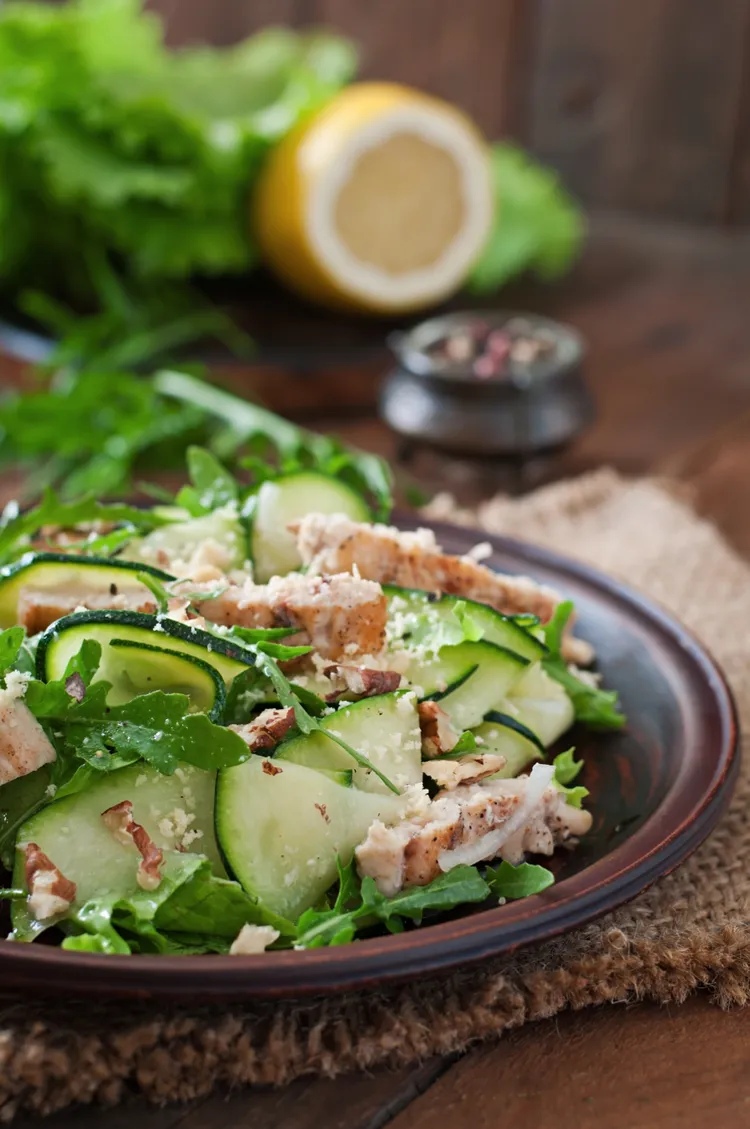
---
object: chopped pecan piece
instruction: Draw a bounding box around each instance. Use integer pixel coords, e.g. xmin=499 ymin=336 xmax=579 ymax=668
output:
xmin=101 ymin=800 xmax=164 ymax=891
xmin=422 ymin=753 xmax=508 ymax=790
xmin=323 ymin=663 xmax=401 ymax=702
xmin=24 ymin=843 xmax=76 ymax=920
xmin=418 ymin=701 xmax=461 ymax=757
xmin=230 ymin=707 xmax=297 ymax=751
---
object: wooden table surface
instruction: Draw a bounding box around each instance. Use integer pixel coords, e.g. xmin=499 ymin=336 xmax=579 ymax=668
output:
xmin=7 ymin=214 xmax=750 ymax=1128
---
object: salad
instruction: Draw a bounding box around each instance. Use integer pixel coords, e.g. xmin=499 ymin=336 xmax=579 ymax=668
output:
xmin=0 ymin=449 xmax=624 ymax=956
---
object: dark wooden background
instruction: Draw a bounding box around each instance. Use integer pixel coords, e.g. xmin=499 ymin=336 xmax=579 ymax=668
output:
xmin=149 ymin=0 xmax=750 ymax=225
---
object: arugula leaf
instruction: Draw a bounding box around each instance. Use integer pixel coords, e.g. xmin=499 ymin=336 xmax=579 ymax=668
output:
xmin=0 ymin=488 xmax=171 ymax=564
xmin=542 ymin=600 xmax=574 ymax=656
xmin=544 ymin=658 xmax=625 ymax=730
xmin=553 ymin=747 xmax=584 ymax=786
xmin=434 ymin=730 xmax=478 ymax=759
xmin=182 ymin=446 xmax=240 ymax=513
xmin=137 ymin=571 xmax=170 ymax=614
xmin=541 ymin=601 xmax=626 ymax=730
xmin=552 ymin=748 xmax=589 ymax=809
xmin=468 ymin=143 xmax=583 ymax=294
xmin=361 ymin=867 xmax=490 ymax=926
xmin=485 ymin=860 xmax=555 ymax=900
xmin=0 ymin=627 xmax=25 ymax=677
xmin=293 ymin=864 xmax=491 ymax=948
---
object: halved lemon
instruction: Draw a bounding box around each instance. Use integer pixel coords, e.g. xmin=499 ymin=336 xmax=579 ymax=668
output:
xmin=253 ymin=83 xmax=494 ymax=314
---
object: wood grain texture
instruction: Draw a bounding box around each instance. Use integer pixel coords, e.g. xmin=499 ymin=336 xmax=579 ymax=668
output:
xmin=306 ymin=0 xmax=530 ymax=134
xmin=529 ymin=0 xmax=750 ymax=222
xmin=12 ymin=1060 xmax=451 ymax=1129
xmin=386 ymin=996 xmax=750 ymax=1129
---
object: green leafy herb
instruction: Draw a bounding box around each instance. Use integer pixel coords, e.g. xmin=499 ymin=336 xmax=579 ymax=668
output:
xmin=0 ymin=489 xmax=171 ymax=565
xmin=177 ymin=446 xmax=240 ymax=515
xmin=468 ymin=143 xmax=584 ymax=294
xmin=0 ymin=627 xmax=25 ymax=677
xmin=552 ymin=748 xmax=588 ymax=809
xmin=542 ymin=602 xmax=625 ymax=730
xmin=434 ymin=730 xmax=479 ymax=759
xmin=293 ymin=862 xmax=491 ymax=949
xmin=484 ymin=860 xmax=555 ymax=900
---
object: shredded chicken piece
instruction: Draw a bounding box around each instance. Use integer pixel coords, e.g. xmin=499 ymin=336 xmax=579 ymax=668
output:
xmin=323 ymin=663 xmax=401 ymax=702
xmin=101 ymin=801 xmax=164 ymax=891
xmin=229 ymin=924 xmax=281 ymax=955
xmin=230 ymin=707 xmax=297 ymax=750
xmin=422 ymin=753 xmax=507 ymax=790
xmin=194 ymin=571 xmax=387 ymax=660
xmin=24 ymin=843 xmax=76 ymax=920
xmin=355 ymin=765 xmax=592 ymax=895
xmin=17 ymin=585 xmax=156 ymax=635
xmin=418 ymin=700 xmax=460 ymax=757
xmin=292 ymin=514 xmax=593 ymax=665
xmin=0 ymin=679 xmax=57 ymax=785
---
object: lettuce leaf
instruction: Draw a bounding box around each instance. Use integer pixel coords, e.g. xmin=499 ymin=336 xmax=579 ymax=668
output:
xmin=542 ymin=602 xmax=626 ymax=730
xmin=468 ymin=143 xmax=584 ymax=294
xmin=485 ymin=860 xmax=555 ymax=900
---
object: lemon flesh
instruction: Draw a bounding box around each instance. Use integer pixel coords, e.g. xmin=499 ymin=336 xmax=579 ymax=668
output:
xmin=254 ymin=83 xmax=493 ymax=314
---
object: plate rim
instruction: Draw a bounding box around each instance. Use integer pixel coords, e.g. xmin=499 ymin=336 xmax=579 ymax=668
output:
xmin=0 ymin=519 xmax=739 ymax=1000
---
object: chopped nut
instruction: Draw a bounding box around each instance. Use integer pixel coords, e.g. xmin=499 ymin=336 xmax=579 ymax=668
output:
xmin=101 ymin=800 xmax=164 ymax=890
xmin=323 ymin=663 xmax=401 ymax=702
xmin=24 ymin=843 xmax=76 ymax=920
xmin=418 ymin=701 xmax=461 ymax=757
xmin=230 ymin=707 xmax=297 ymax=751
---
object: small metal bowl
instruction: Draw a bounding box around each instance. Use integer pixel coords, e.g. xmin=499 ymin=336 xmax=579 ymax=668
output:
xmin=379 ymin=310 xmax=594 ymax=458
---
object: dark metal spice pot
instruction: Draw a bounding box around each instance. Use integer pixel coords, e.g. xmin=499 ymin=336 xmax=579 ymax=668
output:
xmin=380 ymin=310 xmax=594 ymax=457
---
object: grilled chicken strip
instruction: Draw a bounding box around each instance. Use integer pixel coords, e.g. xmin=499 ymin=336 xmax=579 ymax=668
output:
xmin=0 ymin=673 xmax=57 ymax=786
xmin=17 ymin=586 xmax=157 ymax=636
xmin=355 ymin=764 xmax=591 ymax=896
xmin=292 ymin=514 xmax=593 ymax=666
xmin=194 ymin=571 xmax=387 ymax=660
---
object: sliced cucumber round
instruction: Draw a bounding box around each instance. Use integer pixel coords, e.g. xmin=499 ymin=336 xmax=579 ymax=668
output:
xmin=504 ymin=662 xmax=575 ymax=747
xmin=216 ymin=756 xmax=402 ymax=920
xmin=472 ymin=712 xmax=545 ymax=779
xmin=0 ymin=553 xmax=175 ymax=630
xmin=385 ymin=585 xmax=545 ymax=662
xmin=276 ymin=691 xmax=422 ymax=794
xmin=104 ymin=640 xmax=225 ymax=717
xmin=12 ymin=762 xmax=223 ymax=939
xmin=36 ymin=609 xmax=254 ymax=688
xmin=404 ymin=640 xmax=528 ymax=731
xmin=249 ymin=472 xmax=371 ymax=583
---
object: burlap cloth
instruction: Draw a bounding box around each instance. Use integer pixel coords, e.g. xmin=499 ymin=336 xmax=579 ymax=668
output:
xmin=2 ymin=468 xmax=750 ymax=1121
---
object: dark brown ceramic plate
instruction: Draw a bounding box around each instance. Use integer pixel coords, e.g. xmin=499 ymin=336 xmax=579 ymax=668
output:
xmin=0 ymin=520 xmax=738 ymax=1000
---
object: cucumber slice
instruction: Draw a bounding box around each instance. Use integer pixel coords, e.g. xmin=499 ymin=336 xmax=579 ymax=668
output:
xmin=250 ymin=472 xmax=370 ymax=583
xmin=122 ymin=505 xmax=247 ymax=572
xmin=0 ymin=553 xmax=175 ymax=630
xmin=104 ymin=640 xmax=225 ymax=717
xmin=12 ymin=762 xmax=223 ymax=937
xmin=505 ymin=662 xmax=575 ymax=747
xmin=385 ymin=585 xmax=545 ymax=662
xmin=405 ymin=641 xmax=528 ymax=731
xmin=276 ymin=691 xmax=422 ymax=794
xmin=216 ymin=756 xmax=402 ymax=919
xmin=472 ymin=712 xmax=545 ymax=778
xmin=37 ymin=609 xmax=254 ymax=688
